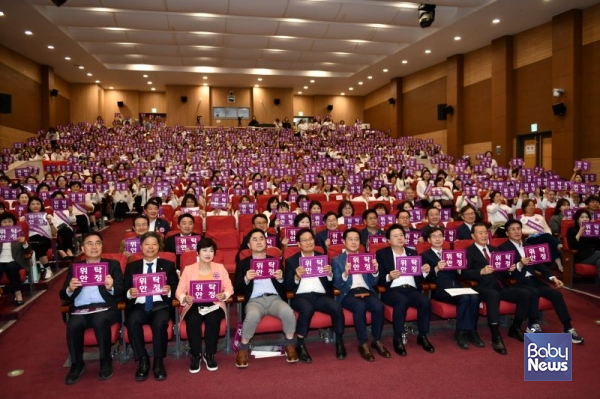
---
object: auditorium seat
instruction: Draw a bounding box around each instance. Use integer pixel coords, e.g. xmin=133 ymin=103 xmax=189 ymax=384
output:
xmin=560 ymin=219 xmax=597 ymax=287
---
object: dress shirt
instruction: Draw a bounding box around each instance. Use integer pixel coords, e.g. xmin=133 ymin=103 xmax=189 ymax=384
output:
xmin=296 ymin=252 xmax=327 ymax=295
xmin=249 ymin=256 xmax=280 ymax=299
xmin=131 ymin=258 xmax=165 ymax=304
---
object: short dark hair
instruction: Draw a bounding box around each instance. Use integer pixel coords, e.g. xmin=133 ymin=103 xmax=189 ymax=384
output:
xmin=252 ymin=213 xmax=268 ymax=224
xmin=245 ymin=228 xmax=266 ymax=246
xmin=132 ymin=214 xmax=150 ymax=227
xmin=385 ymin=223 xmax=405 ymax=240
xmin=471 ymin=222 xmax=487 ymax=234
xmin=504 ymin=219 xmax=521 ymax=231
xmin=297 ymin=228 xmax=315 ymax=241
xmin=144 ymin=199 xmax=160 ymax=209
xmin=140 ymin=231 xmax=160 ymax=244
xmin=585 ymin=195 xmax=600 ymax=205
xmin=196 ymin=237 xmax=217 ymax=252
xmin=0 ymin=212 xmax=17 ymax=224
xmin=573 ymin=209 xmax=592 ymax=226
xmin=178 ymin=213 xmax=194 ymax=225
xmin=459 ymin=205 xmax=477 ymax=216
xmin=294 ymin=212 xmax=312 ymax=228
xmin=427 ymin=226 xmax=444 ymax=238
xmin=362 ymin=209 xmax=377 ymax=221
xmin=343 ymin=228 xmax=360 ymax=240
xmin=324 ymin=211 xmax=338 ymax=221
xmin=82 ymin=231 xmax=103 ymax=244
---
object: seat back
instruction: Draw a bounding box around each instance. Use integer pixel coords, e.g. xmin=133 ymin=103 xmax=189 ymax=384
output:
xmin=205 ymin=216 xmax=236 ymax=231
xmin=452 ymin=239 xmax=474 ymax=250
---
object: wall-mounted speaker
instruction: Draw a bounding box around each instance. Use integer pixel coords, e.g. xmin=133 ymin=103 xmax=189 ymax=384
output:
xmin=388 ymin=98 xmax=396 ymax=105
xmin=117 ymin=101 xmax=124 ymax=108
xmin=327 ymin=104 xmax=333 ymax=111
xmin=50 ymin=89 xmax=59 ymax=97
xmin=274 ymin=98 xmax=281 ymax=105
xmin=445 ymin=105 xmax=454 ymax=115
xmin=437 ymin=104 xmax=447 ymax=120
xmin=552 ymin=102 xmax=566 ymax=116
xmin=181 ymin=96 xmax=188 ymax=103
xmin=0 ymin=93 xmax=11 ymax=114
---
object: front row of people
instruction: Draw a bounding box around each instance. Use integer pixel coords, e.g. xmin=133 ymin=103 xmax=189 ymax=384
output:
xmin=61 ymin=219 xmax=584 ymax=384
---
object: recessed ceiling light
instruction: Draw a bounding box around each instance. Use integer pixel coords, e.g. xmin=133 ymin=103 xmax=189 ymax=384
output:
xmin=367 ymin=76 xmax=372 ymax=79
xmin=78 ymin=65 xmax=84 ymax=69
xmin=492 ymin=18 xmax=500 ymax=24
xmin=349 ymin=87 xmax=354 ymax=91
xmin=109 ymin=86 xmax=114 ymax=89
xmin=358 ymin=81 xmax=363 ymax=85
xmin=258 ymin=78 xmax=263 ymax=81
xmin=402 ymin=60 xmax=408 ymax=64
xmin=310 ymin=80 xmax=315 ymax=83
xmin=383 ymin=69 xmax=388 ymax=72
xmin=95 ymin=80 xmax=100 ymax=83
xmin=147 ymin=81 xmax=152 ymax=84
xmin=341 ymin=92 xmax=345 ymax=96
xmin=143 ymin=74 xmax=148 ymax=78
xmin=86 ymin=73 xmax=92 ymax=76
xmin=25 ymin=30 xmax=33 ymax=35
xmin=255 ymin=84 xmax=259 ymax=87
xmin=203 ymin=76 xmax=208 ymax=80
xmin=151 ymin=88 xmax=156 ymax=91
xmin=425 ymin=49 xmax=431 ymax=54
xmin=65 ymin=56 xmax=71 ymax=60
xmin=47 ymin=45 xmax=54 ymax=50
xmin=303 ymin=86 xmax=308 ymax=89
xmin=0 ymin=11 xmax=5 ymax=17
xmin=297 ymin=91 xmax=302 ymax=94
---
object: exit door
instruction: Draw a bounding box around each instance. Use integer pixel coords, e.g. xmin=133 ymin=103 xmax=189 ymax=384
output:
xmin=517 ymin=132 xmax=552 ymax=170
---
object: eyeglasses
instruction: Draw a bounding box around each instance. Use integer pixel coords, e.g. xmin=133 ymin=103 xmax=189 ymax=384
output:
xmin=84 ymin=241 xmax=103 ymax=247
xmin=299 ymin=238 xmax=314 ymax=243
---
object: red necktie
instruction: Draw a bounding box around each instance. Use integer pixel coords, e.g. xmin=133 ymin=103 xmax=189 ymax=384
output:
xmin=483 ymin=247 xmax=490 ymax=263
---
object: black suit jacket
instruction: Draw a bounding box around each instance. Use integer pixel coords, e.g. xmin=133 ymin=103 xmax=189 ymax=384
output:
xmin=376 ymin=246 xmax=428 ymax=289
xmin=464 ymin=244 xmax=511 ymax=290
xmin=456 ymin=223 xmax=473 ymax=241
xmin=151 ymin=218 xmax=171 ymax=235
xmin=59 ymin=258 xmax=124 ymax=309
xmin=315 ymin=229 xmax=330 ymax=254
xmin=234 ymin=255 xmax=286 ymax=307
xmin=421 ymin=224 xmax=444 ymax=240
xmin=123 ymin=258 xmax=179 ymax=316
xmin=284 ymin=251 xmax=333 ymax=295
xmin=499 ymin=240 xmax=554 ymax=285
xmin=164 ymin=232 xmax=201 ymax=269
xmin=421 ymin=248 xmax=461 ymax=292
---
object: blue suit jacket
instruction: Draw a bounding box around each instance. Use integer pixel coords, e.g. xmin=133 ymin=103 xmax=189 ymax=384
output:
xmin=332 ymin=252 xmax=379 ymax=303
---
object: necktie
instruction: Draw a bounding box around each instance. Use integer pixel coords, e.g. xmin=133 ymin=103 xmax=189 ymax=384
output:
xmin=144 ymin=262 xmax=153 ymax=312
xmin=483 ymin=247 xmax=490 ymax=263
xmin=437 ymin=251 xmax=442 ymax=259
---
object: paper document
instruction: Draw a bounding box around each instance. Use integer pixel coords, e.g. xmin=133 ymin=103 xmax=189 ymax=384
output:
xmin=444 ymin=288 xmax=478 ymax=296
xmin=252 ymin=345 xmax=285 ymax=358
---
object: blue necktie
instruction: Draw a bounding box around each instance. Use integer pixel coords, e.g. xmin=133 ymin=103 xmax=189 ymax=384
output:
xmin=144 ymin=262 xmax=153 ymax=312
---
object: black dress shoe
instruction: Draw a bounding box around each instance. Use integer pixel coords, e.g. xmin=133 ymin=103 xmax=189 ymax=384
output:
xmin=417 ymin=335 xmax=435 ymax=353
xmin=98 ymin=359 xmax=113 ymax=381
xmin=65 ymin=363 xmax=85 ymax=385
xmin=153 ymin=357 xmax=167 ymax=381
xmin=135 ymin=357 xmax=150 ymax=382
xmin=508 ymin=326 xmax=525 ymax=342
xmin=371 ymin=340 xmax=391 ymax=358
xmin=335 ymin=340 xmax=347 ymax=360
xmin=492 ymin=337 xmax=507 ymax=355
xmin=453 ymin=331 xmax=469 ymax=350
xmin=297 ymin=343 xmax=312 ymax=364
xmin=393 ymin=339 xmax=407 ymax=356
xmin=358 ymin=342 xmax=375 ymax=362
xmin=468 ymin=330 xmax=485 ymax=347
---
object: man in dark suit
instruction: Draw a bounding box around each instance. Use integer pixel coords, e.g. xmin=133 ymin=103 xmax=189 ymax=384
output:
xmin=500 ymin=220 xmax=584 ymax=344
xmin=124 ymin=232 xmax=179 ymax=381
xmin=464 ymin=223 xmax=533 ymax=355
xmin=144 ymin=199 xmax=170 ymax=235
xmin=332 ymin=228 xmax=388 ymax=362
xmin=456 ymin=205 xmax=477 ymax=240
xmin=421 ymin=227 xmax=481 ymax=349
xmin=60 ymin=232 xmax=124 ymax=385
xmin=376 ymin=224 xmax=435 ymax=356
xmin=164 ymin=213 xmax=201 ymax=269
xmin=236 ymin=214 xmax=280 ymax=263
xmin=359 ymin=209 xmax=385 ymax=251
xmin=421 ymin=207 xmax=445 ymax=241
xmin=285 ymin=228 xmax=346 ymax=363
xmin=315 ymin=211 xmax=340 ymax=254
xmin=234 ymin=228 xmax=298 ymax=368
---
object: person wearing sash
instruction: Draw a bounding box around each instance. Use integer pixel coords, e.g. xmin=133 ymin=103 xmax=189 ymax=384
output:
xmin=0 ymin=213 xmax=30 ymax=305
xmin=21 ymin=196 xmax=57 ymax=280
xmin=486 ymin=191 xmax=516 ymax=237
xmin=567 ymin=209 xmax=600 ymax=284
xmin=69 ymin=180 xmax=94 ymax=234
xmin=376 ymin=224 xmax=435 ymax=356
xmin=464 ymin=223 xmax=534 ymax=355
xmin=500 ymin=219 xmax=584 ymax=343
xmin=284 ymin=228 xmax=346 ymax=362
xmin=416 ymin=168 xmax=433 ymax=207
xmin=175 ymin=237 xmax=232 ymax=373
xmin=49 ymin=191 xmax=77 ymax=259
xmin=60 ymin=232 xmax=123 ymax=384
xmin=165 ymin=213 xmax=200 ymax=270
xmin=455 ymin=190 xmax=483 ymax=219
xmin=456 ymin=205 xmax=478 ymax=240
xmin=332 ymin=228 xmax=388 ymax=362
xmin=234 ymin=229 xmax=299 ymax=367
xmin=422 ymin=227 xmax=481 ymax=349
xmin=124 ymin=232 xmax=179 ymax=381
xmin=519 ymin=199 xmax=564 ymax=272
xmin=359 ymin=209 xmax=385 ymax=251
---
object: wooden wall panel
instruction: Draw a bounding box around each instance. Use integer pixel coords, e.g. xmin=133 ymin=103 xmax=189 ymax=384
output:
xmin=462 ymin=142 xmax=492 ymax=162
xmin=464 ymin=46 xmax=492 ymax=87
xmin=293 ymin=96 xmax=314 ymax=118
xmin=252 ymin=87 xmax=294 ymax=126
xmin=210 ymin=87 xmax=251 ymax=127
xmin=583 ymin=3 xmax=600 ymax=45
xmin=514 ymin=22 xmax=552 ymax=69
xmin=0 ymin=126 xmax=36 ymax=150
xmin=0 ymin=44 xmax=41 ymax=83
xmin=55 ymin=95 xmax=70 ymax=127
xmin=364 ymin=102 xmax=392 ymax=133
xmin=582 ymin=40 xmax=600 ymax=157
xmin=402 ymin=78 xmax=446 ymax=135
xmin=402 ymin=62 xmax=446 ymax=93
xmin=415 ymin=130 xmax=447 ymax=154
xmin=0 ymin=59 xmax=42 ymax=135
xmin=514 ymin=59 xmax=553 ymax=135
xmin=364 ymin=82 xmax=394 ymax=109
xmin=463 ymin=79 xmax=492 ymax=144
xmin=312 ymin=95 xmax=363 ymax=124
xmin=103 ymin=90 xmax=140 ymax=123
xmin=54 ymin=74 xmax=71 ymax=100
xmin=70 ymin=84 xmax=100 ymax=124
xmin=165 ymin=85 xmax=209 ymax=127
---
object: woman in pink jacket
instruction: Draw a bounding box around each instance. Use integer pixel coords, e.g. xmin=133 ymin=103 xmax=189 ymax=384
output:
xmin=176 ymin=238 xmax=233 ymax=373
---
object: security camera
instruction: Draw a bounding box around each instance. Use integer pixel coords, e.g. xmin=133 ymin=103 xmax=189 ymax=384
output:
xmin=418 ymin=4 xmax=436 ymax=28
xmin=553 ymin=88 xmax=564 ymax=97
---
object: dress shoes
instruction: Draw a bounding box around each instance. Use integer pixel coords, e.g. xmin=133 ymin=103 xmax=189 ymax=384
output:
xmin=153 ymin=357 xmax=167 ymax=381
xmin=284 ymin=345 xmax=299 ymax=363
xmin=393 ymin=339 xmax=407 ymax=356
xmin=492 ymin=337 xmax=507 ymax=355
xmin=371 ymin=340 xmax=391 ymax=358
xmin=453 ymin=331 xmax=469 ymax=350
xmin=508 ymin=326 xmax=525 ymax=342
xmin=236 ymin=349 xmax=249 ymax=368
xmin=296 ymin=343 xmax=312 ymax=363
xmin=98 ymin=359 xmax=113 ymax=381
xmin=468 ymin=330 xmax=485 ymax=347
xmin=65 ymin=363 xmax=85 ymax=385
xmin=417 ymin=335 xmax=435 ymax=353
xmin=335 ymin=340 xmax=347 ymax=360
xmin=135 ymin=357 xmax=150 ymax=381
xmin=358 ymin=342 xmax=375 ymax=362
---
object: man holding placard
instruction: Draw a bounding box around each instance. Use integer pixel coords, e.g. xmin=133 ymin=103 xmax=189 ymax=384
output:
xmin=164 ymin=213 xmax=201 ymax=270
xmin=124 ymin=232 xmax=179 ymax=381
xmin=333 ymin=228 xmax=388 ymax=362
xmin=500 ymin=220 xmax=584 ymax=344
xmin=464 ymin=223 xmax=533 ymax=355
xmin=60 ymin=232 xmax=123 ymax=385
xmin=285 ymin=228 xmax=346 ymax=363
xmin=376 ymin=224 xmax=435 ymax=356
xmin=359 ymin=209 xmax=385 ymax=251
xmin=234 ymin=228 xmax=298 ymax=367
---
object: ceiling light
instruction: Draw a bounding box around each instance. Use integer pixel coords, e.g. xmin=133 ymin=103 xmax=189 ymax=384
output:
xmin=310 ymin=80 xmax=315 ymax=83
xmin=418 ymin=4 xmax=436 ymax=28
xmin=303 ymin=86 xmax=308 ymax=89
xmin=341 ymin=92 xmax=345 ymax=96
xmin=109 ymin=86 xmax=114 ymax=89
xmin=454 ymin=36 xmax=461 ymax=41
xmin=358 ymin=81 xmax=363 ymax=85
xmin=492 ymin=19 xmax=500 ymax=24
xmin=349 ymin=87 xmax=354 ymax=91
xmin=0 ymin=11 xmax=4 ymax=17
xmin=86 ymin=73 xmax=92 ymax=76
xmin=147 ymin=81 xmax=152 ymax=84
xmin=425 ymin=49 xmax=431 ymax=54
xmin=47 ymin=45 xmax=54 ymax=50
xmin=258 ymin=78 xmax=263 ymax=81
xmin=65 ymin=56 xmax=71 ymax=60
xmin=367 ymin=76 xmax=372 ymax=79
xmin=202 ymin=76 xmax=208 ymax=80
xmin=297 ymin=91 xmax=302 ymax=95
xmin=402 ymin=60 xmax=408 ymax=64
xmin=143 ymin=74 xmax=148 ymax=78
xmin=203 ymin=83 xmax=207 ymax=86
xmin=151 ymin=88 xmax=156 ymax=91
xmin=78 ymin=65 xmax=84 ymax=69
xmin=383 ymin=69 xmax=388 ymax=72
xmin=95 ymin=80 xmax=100 ymax=83
xmin=255 ymin=84 xmax=259 ymax=87
xmin=25 ymin=30 xmax=33 ymax=35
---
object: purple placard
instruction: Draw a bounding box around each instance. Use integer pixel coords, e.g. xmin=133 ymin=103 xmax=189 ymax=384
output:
xmin=510 ymin=158 xmax=524 ymax=168
xmin=252 ymin=180 xmax=267 ymax=192
xmin=0 ymin=226 xmax=23 ymax=243
xmin=210 ymin=193 xmax=228 ymax=210
xmin=50 ymin=198 xmax=70 ymax=211
xmin=311 ymin=213 xmax=324 ymax=227
xmin=25 ymin=212 xmax=48 ymax=226
xmin=394 ymin=256 xmax=422 ymax=276
xmin=409 ymin=209 xmax=423 ymax=223
xmin=523 ymin=243 xmax=551 ymax=265
xmin=133 ymin=272 xmax=166 ymax=297
xmin=441 ymin=250 xmax=467 ymax=270
xmin=70 ymin=192 xmax=86 ymax=204
xmin=180 ymin=206 xmax=202 ymax=217
xmin=115 ymin=182 xmax=127 ymax=191
xmin=490 ymin=251 xmax=515 ymax=271
xmin=285 ymin=227 xmax=300 ymax=246
xmin=277 ymin=212 xmax=296 ymax=228
xmin=404 ymin=231 xmax=421 ymax=247
xmin=125 ymin=237 xmax=141 ymax=254
xmin=0 ymin=188 xmax=20 ymax=200
xmin=574 ymin=160 xmax=590 ymax=171
xmin=563 ymin=208 xmax=576 ymax=220
xmin=377 ymin=214 xmax=395 ymax=228
xmin=328 ymin=230 xmax=344 ymax=245
xmin=343 ymin=216 xmax=362 ymax=228
xmin=72 ymin=262 xmax=108 ymax=286
xmin=190 ymin=280 xmax=222 ymax=303
xmin=299 ymin=255 xmax=329 ymax=277
xmin=298 ymin=200 xmax=310 ymax=213
xmin=593 ymin=211 xmax=600 ymax=221
xmin=439 ymin=208 xmax=452 ymax=222
xmin=572 ymin=183 xmax=589 ymax=195
xmin=368 ymin=235 xmax=387 ymax=245
xmin=250 ymin=258 xmax=280 ymax=279
xmin=155 ymin=182 xmax=171 ymax=197
xmin=583 ymin=174 xmax=597 ymax=183
xmin=174 ymin=235 xmax=201 ymax=254
xmin=443 ymin=228 xmax=457 ymax=243
xmin=581 ymin=222 xmax=600 ymax=237
xmin=347 ymin=253 xmax=376 ymax=274
xmin=238 ymin=202 xmax=257 ymax=214
xmin=265 ymin=236 xmax=277 ymax=248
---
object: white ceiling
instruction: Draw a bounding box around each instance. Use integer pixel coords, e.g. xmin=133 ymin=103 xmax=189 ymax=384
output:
xmin=0 ymin=0 xmax=598 ymax=96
